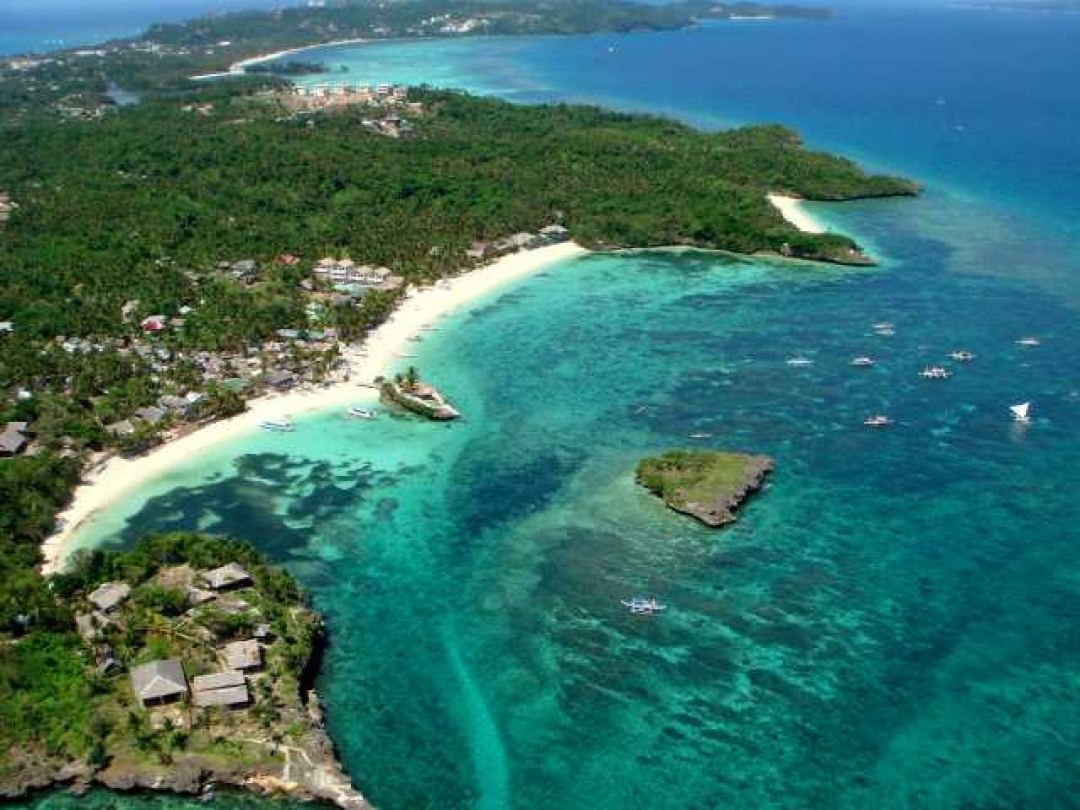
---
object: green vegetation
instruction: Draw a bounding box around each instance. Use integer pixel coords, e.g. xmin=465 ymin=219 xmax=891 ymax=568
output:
xmin=0 ymin=533 xmax=341 ymax=801
xmin=636 ymin=449 xmax=773 ymax=527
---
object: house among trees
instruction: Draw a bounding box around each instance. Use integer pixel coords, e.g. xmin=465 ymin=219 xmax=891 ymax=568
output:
xmin=88 ymin=581 xmax=131 ymax=612
xmin=539 ymin=224 xmax=570 ymax=243
xmin=130 ymin=659 xmax=188 ymax=707
xmin=202 ymin=562 xmax=252 ymax=591
xmin=140 ymin=315 xmax=166 ymax=333
xmin=193 ymin=670 xmax=250 ymax=708
xmin=222 ymin=639 xmax=262 ymax=672
xmin=264 ymin=369 xmax=298 ymax=391
xmin=0 ymin=422 xmax=31 ymax=457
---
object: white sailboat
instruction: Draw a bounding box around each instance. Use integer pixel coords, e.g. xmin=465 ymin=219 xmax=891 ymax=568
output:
xmin=1016 ymin=337 xmax=1041 ymax=347
xmin=851 ymin=356 xmax=875 ymax=367
xmin=1010 ymin=402 xmax=1031 ymax=423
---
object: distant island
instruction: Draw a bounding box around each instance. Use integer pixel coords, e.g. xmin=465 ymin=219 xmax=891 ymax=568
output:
xmin=636 ymin=450 xmax=773 ymax=527
xmin=0 ymin=532 xmax=366 ymax=808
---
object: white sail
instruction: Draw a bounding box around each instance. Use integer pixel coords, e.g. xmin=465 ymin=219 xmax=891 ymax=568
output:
xmin=1010 ymin=402 xmax=1030 ymax=420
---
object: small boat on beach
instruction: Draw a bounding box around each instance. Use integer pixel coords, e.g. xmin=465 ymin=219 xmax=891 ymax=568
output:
xmin=260 ymin=419 xmax=294 ymax=432
xmin=949 ymin=350 xmax=975 ymax=362
xmin=851 ymin=356 xmax=876 ymax=367
xmin=1016 ymin=337 xmax=1041 ymax=347
xmin=786 ymin=356 xmax=814 ymax=367
xmin=864 ymin=415 xmax=893 ymax=428
xmin=622 ymin=596 xmax=666 ymax=615
xmin=347 ymin=406 xmax=378 ymax=420
xmin=919 ymin=366 xmax=951 ymax=379
xmin=1010 ymin=402 xmax=1031 ymax=423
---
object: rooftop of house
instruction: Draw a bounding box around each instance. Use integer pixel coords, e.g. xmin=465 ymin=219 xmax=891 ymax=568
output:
xmin=130 ymin=658 xmax=188 ymax=702
xmin=88 ymin=581 xmax=132 ymax=612
xmin=223 ymin=639 xmax=262 ymax=671
xmin=202 ymin=562 xmax=252 ymax=590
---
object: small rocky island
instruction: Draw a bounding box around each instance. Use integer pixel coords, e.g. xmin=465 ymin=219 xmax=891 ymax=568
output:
xmin=380 ymin=366 xmax=460 ymax=421
xmin=0 ymin=533 xmax=368 ymax=808
xmin=636 ymin=450 xmax=773 ymax=527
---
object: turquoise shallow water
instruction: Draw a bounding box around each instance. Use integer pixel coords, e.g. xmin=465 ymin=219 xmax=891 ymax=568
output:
xmin=23 ymin=6 xmax=1080 ymax=810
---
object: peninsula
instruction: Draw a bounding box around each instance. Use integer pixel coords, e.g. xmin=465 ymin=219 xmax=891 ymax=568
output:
xmin=636 ymin=450 xmax=773 ymax=527
xmin=0 ymin=533 xmax=366 ymax=807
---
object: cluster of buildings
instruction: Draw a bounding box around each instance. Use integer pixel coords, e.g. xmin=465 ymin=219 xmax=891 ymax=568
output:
xmin=419 ymin=14 xmax=491 ymax=34
xmin=294 ymin=81 xmax=407 ymax=103
xmin=312 ymin=257 xmax=405 ymax=295
xmin=80 ymin=562 xmax=273 ymax=711
xmin=466 ymin=224 xmax=570 ymax=261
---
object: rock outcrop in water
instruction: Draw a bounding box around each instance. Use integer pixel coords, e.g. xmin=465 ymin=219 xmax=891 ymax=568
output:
xmin=636 ymin=450 xmax=773 ymax=527
xmin=380 ymin=369 xmax=460 ymax=421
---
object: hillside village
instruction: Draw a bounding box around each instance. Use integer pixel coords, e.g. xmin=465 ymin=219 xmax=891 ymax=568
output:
xmin=0 ymin=227 xmax=570 ymax=462
xmin=1 ymin=534 xmax=368 ymax=807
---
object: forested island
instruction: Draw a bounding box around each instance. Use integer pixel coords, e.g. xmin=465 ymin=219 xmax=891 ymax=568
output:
xmin=636 ymin=450 xmax=773 ymax=527
xmin=0 ymin=532 xmax=366 ymax=807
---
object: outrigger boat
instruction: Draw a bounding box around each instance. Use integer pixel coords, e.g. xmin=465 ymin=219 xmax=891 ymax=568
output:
xmin=1010 ymin=402 xmax=1031 ymax=424
xmin=260 ymin=418 xmax=294 ymax=432
xmin=1016 ymin=337 xmax=1041 ymax=347
xmin=851 ymin=356 xmax=876 ymax=367
xmin=864 ymin=415 xmax=893 ymax=428
xmin=347 ymin=406 xmax=378 ymax=420
xmin=919 ymin=366 xmax=951 ymax=379
xmin=786 ymin=356 xmax=814 ymax=367
xmin=949 ymin=350 xmax=975 ymax=362
xmin=622 ymin=596 xmax=667 ymax=615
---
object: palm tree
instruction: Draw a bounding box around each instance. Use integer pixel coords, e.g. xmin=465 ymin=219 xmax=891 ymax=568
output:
xmin=404 ymin=365 xmax=419 ymax=391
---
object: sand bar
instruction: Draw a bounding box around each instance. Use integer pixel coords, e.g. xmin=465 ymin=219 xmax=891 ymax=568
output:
xmin=767 ymin=193 xmax=827 ymax=234
xmin=41 ymin=241 xmax=587 ymax=574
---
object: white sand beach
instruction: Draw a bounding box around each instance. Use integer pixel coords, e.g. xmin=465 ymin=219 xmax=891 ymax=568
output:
xmin=768 ymin=193 xmax=827 ymax=234
xmin=41 ymin=241 xmax=587 ymax=574
xmin=190 ymin=38 xmax=369 ymax=81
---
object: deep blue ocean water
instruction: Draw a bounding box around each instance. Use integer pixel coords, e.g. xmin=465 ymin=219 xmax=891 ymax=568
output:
xmin=0 ymin=0 xmax=292 ymax=56
xmin=19 ymin=6 xmax=1080 ymax=810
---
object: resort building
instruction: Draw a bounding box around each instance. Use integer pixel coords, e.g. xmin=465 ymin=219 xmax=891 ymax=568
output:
xmin=192 ymin=670 xmax=250 ymax=708
xmin=313 ymin=257 xmax=395 ymax=287
xmin=222 ymin=639 xmax=262 ymax=672
xmin=88 ymin=582 xmax=132 ymax=613
xmin=203 ymin=562 xmax=253 ymax=591
xmin=130 ymin=659 xmax=188 ymax=707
